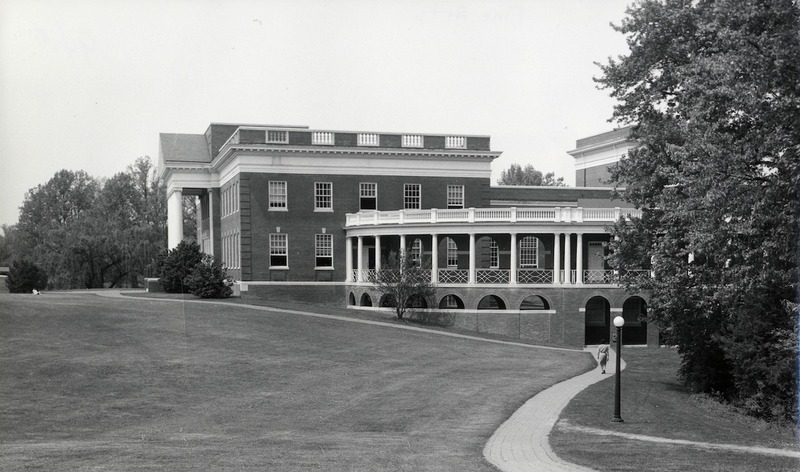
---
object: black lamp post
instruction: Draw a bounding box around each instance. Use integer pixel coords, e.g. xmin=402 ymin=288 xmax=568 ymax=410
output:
xmin=612 ymin=315 xmax=625 ymax=423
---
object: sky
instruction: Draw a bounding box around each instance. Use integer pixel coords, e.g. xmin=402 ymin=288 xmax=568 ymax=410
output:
xmin=0 ymin=0 xmax=632 ymax=227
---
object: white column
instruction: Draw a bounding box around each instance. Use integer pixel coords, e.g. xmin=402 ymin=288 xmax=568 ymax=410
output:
xmin=375 ymin=235 xmax=381 ymax=272
xmin=207 ymin=188 xmax=216 ymax=256
xmin=510 ymin=233 xmax=518 ymax=284
xmin=431 ymin=234 xmax=439 ymax=284
xmin=345 ymin=237 xmax=353 ymax=282
xmin=400 ymin=234 xmax=406 ymax=254
xmin=357 ymin=236 xmax=364 ymax=282
xmin=468 ymin=233 xmax=476 ymax=284
xmin=553 ymin=233 xmax=561 ymax=284
xmin=576 ymin=233 xmax=584 ymax=285
xmin=167 ymin=188 xmax=183 ymax=249
xmin=564 ymin=233 xmax=572 ymax=284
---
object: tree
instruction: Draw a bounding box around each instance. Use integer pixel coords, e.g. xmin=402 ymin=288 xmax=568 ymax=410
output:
xmin=369 ymin=250 xmax=436 ymax=319
xmin=5 ymin=259 xmax=48 ymax=293
xmin=497 ymin=163 xmax=565 ymax=186
xmin=598 ymin=0 xmax=799 ymax=420
xmin=186 ymin=254 xmax=233 ymax=298
xmin=159 ymin=240 xmax=204 ymax=293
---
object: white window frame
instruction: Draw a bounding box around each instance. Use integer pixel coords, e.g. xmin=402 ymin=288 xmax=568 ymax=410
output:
xmin=269 ymin=181 xmax=287 ymax=210
xmin=520 ymin=236 xmax=539 ymax=268
xmin=315 ymin=234 xmax=333 ymax=269
xmin=489 ymin=239 xmax=499 ymax=269
xmin=446 ymin=237 xmax=458 ymax=268
xmin=360 ymin=182 xmax=377 ymax=210
xmin=404 ymin=183 xmax=421 ymax=210
xmin=447 ymin=185 xmax=464 ymax=209
xmin=314 ymin=182 xmax=333 ymax=211
xmin=411 ymin=238 xmax=423 ymax=266
xmin=269 ymin=233 xmax=288 ymax=268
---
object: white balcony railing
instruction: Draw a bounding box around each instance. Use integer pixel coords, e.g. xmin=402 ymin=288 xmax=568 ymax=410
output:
xmin=345 ymin=207 xmax=641 ymax=227
xmin=518 ymin=269 xmax=553 ymax=284
xmin=476 ymin=269 xmax=509 ymax=284
xmin=312 ymin=131 xmax=335 ymax=145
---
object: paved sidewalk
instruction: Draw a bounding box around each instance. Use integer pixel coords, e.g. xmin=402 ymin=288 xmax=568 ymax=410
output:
xmin=483 ymin=347 xmax=622 ymax=472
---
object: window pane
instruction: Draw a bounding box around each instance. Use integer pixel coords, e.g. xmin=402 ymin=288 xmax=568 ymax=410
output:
xmin=447 ymin=237 xmax=458 ymax=267
xmin=447 ymin=185 xmax=464 ymax=209
xmin=404 ymin=184 xmax=421 ymax=209
xmin=520 ymin=236 xmax=539 ymax=268
xmin=315 ymin=234 xmax=333 ymax=267
xmin=315 ymin=182 xmax=332 ymax=210
xmin=269 ymin=181 xmax=287 ymax=209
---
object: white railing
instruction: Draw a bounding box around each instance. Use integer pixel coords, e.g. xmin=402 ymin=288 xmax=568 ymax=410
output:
xmin=402 ymin=135 xmax=423 ymax=148
xmin=357 ymin=133 xmax=380 ymax=146
xmin=439 ymin=269 xmax=469 ymax=284
xmin=583 ymin=270 xmax=616 ymax=284
xmin=445 ymin=136 xmax=466 ymax=149
xmin=312 ymin=131 xmax=335 ymax=145
xmin=266 ymin=130 xmax=288 ymax=143
xmin=476 ymin=269 xmax=509 ymax=284
xmin=518 ymin=269 xmax=553 ymax=284
xmin=345 ymin=207 xmax=642 ymax=227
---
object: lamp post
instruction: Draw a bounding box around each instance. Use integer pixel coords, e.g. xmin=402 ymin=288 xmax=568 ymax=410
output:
xmin=612 ymin=315 xmax=625 ymax=423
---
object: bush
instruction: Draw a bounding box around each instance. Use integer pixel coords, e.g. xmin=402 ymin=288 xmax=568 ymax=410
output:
xmin=158 ymin=241 xmax=203 ymax=293
xmin=6 ymin=259 xmax=48 ymax=293
xmin=186 ymin=254 xmax=232 ymax=299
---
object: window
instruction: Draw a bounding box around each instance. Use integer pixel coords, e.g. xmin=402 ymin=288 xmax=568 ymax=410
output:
xmin=520 ymin=236 xmax=539 ymax=268
xmin=360 ymin=182 xmax=377 ymax=210
xmin=447 ymin=185 xmax=464 ymax=209
xmin=446 ymin=237 xmax=458 ymax=268
xmin=270 ymin=233 xmax=288 ymax=267
xmin=315 ymin=234 xmax=333 ymax=268
xmin=489 ymin=239 xmax=499 ymax=268
xmin=315 ymin=182 xmax=333 ymax=211
xmin=404 ymin=183 xmax=421 ymax=209
xmin=411 ymin=238 xmax=423 ymax=266
xmin=269 ymin=181 xmax=287 ymax=210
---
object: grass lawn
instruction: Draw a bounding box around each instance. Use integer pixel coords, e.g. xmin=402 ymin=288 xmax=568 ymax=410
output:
xmin=549 ymin=347 xmax=799 ymax=471
xmin=0 ymin=292 xmax=593 ymax=471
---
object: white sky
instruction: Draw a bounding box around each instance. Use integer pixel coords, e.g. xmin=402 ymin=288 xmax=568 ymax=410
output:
xmin=0 ymin=0 xmax=631 ymax=227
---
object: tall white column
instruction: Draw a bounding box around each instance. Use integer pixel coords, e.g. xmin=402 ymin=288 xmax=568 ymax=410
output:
xmin=400 ymin=234 xmax=406 ymax=254
xmin=565 ymin=233 xmax=573 ymax=284
xmin=431 ymin=234 xmax=439 ymax=284
xmin=576 ymin=233 xmax=584 ymax=285
xmin=207 ymin=188 xmax=216 ymax=256
xmin=357 ymin=236 xmax=364 ymax=282
xmin=553 ymin=233 xmax=561 ymax=284
xmin=510 ymin=233 xmax=518 ymax=284
xmin=468 ymin=233 xmax=476 ymax=284
xmin=167 ymin=188 xmax=183 ymax=249
xmin=375 ymin=235 xmax=381 ymax=272
xmin=345 ymin=237 xmax=353 ymax=282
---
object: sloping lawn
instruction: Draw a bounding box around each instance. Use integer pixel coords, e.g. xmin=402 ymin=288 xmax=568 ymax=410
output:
xmin=1 ymin=292 xmax=592 ymax=471
xmin=550 ymin=347 xmax=799 ymax=471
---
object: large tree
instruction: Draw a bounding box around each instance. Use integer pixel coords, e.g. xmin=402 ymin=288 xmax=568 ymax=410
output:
xmin=497 ymin=163 xmax=565 ymax=186
xmin=598 ymin=0 xmax=799 ymax=420
xmin=369 ymin=250 xmax=436 ymax=320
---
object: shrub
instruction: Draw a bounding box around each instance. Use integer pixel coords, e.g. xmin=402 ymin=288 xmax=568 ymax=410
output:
xmin=159 ymin=241 xmax=203 ymax=293
xmin=186 ymin=254 xmax=232 ymax=299
xmin=6 ymin=259 xmax=48 ymax=293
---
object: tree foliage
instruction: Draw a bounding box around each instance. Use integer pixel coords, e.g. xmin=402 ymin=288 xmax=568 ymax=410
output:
xmin=5 ymin=259 xmax=48 ymax=293
xmin=10 ymin=157 xmax=167 ymax=289
xmin=186 ymin=254 xmax=233 ymax=298
xmin=369 ymin=251 xmax=436 ymax=319
xmin=497 ymin=163 xmax=565 ymax=186
xmin=599 ymin=0 xmax=799 ymax=421
xmin=158 ymin=240 xmax=204 ymax=293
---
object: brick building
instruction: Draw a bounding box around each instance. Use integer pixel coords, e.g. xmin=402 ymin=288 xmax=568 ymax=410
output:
xmin=159 ymin=123 xmax=655 ymax=348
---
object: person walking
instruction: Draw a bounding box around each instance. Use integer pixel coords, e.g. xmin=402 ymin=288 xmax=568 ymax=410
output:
xmin=597 ymin=339 xmax=609 ymax=374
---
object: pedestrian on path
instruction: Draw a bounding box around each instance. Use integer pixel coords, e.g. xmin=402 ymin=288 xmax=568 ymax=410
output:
xmin=597 ymin=340 xmax=609 ymax=374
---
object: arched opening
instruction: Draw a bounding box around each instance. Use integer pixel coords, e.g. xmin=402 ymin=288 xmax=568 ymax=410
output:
xmin=359 ymin=293 xmax=372 ymax=307
xmin=622 ymin=296 xmax=648 ymax=344
xmin=584 ymin=296 xmax=610 ymax=345
xmin=438 ymin=294 xmax=465 ymax=309
xmin=379 ymin=294 xmax=396 ymax=308
xmin=520 ymin=295 xmax=549 ymax=310
xmin=406 ymin=294 xmax=428 ymax=308
xmin=348 ymin=292 xmax=356 ymax=306
xmin=478 ymin=295 xmax=506 ymax=310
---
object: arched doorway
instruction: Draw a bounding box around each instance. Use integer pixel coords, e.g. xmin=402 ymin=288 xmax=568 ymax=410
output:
xmin=439 ymin=294 xmax=465 ymax=309
xmin=478 ymin=295 xmax=506 ymax=310
xmin=359 ymin=293 xmax=372 ymax=307
xmin=348 ymin=292 xmax=356 ymax=306
xmin=585 ymin=296 xmax=610 ymax=345
xmin=622 ymin=296 xmax=648 ymax=344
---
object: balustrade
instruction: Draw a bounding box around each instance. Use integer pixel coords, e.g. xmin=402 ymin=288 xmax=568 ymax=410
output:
xmin=476 ymin=269 xmax=509 ymax=284
xmin=517 ymin=269 xmax=553 ymax=284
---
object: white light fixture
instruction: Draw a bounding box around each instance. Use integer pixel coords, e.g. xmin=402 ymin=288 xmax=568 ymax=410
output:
xmin=613 ymin=316 xmax=625 ymax=328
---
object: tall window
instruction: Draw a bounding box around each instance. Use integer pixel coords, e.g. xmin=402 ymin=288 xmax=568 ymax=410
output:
xmin=360 ymin=182 xmax=377 ymax=210
xmin=446 ymin=237 xmax=458 ymax=268
xmin=404 ymin=183 xmax=421 ymax=209
xmin=447 ymin=185 xmax=464 ymax=209
xmin=520 ymin=236 xmax=539 ymax=268
xmin=269 ymin=233 xmax=288 ymax=267
xmin=411 ymin=238 xmax=423 ymax=266
xmin=490 ymin=239 xmax=499 ymax=268
xmin=315 ymin=182 xmax=333 ymax=211
xmin=315 ymin=234 xmax=333 ymax=268
xmin=269 ymin=181 xmax=287 ymax=210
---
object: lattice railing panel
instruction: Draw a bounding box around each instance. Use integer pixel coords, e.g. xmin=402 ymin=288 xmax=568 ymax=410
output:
xmin=518 ymin=269 xmax=553 ymax=284
xmin=476 ymin=269 xmax=509 ymax=284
